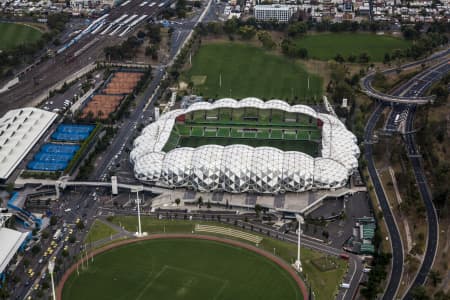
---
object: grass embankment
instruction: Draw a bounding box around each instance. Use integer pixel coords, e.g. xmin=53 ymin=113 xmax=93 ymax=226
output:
xmin=183 ymin=42 xmax=322 ymax=102
xmin=0 ymin=22 xmax=42 ymax=50
xmin=108 ymin=216 xmax=347 ymax=300
xmin=84 ymin=220 xmax=118 ymax=244
xmin=294 ymin=33 xmax=411 ymax=61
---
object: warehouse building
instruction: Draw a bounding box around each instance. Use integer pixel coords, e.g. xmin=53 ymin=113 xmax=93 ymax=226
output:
xmin=0 ymin=108 xmax=57 ymax=182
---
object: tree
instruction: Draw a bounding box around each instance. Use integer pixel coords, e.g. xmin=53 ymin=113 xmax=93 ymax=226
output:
xmin=334 ymin=53 xmax=345 ymax=63
xmin=358 ymin=52 xmax=370 ymax=63
xmin=6 ymin=183 xmax=14 ymax=195
xmin=197 ymin=196 xmax=203 ymax=207
xmin=254 ymin=204 xmax=262 ymax=217
xmin=383 ymin=53 xmax=391 ymax=64
xmin=23 ymin=258 xmax=30 ymax=268
xmin=223 ymin=17 xmax=239 ymax=34
xmin=137 ymin=30 xmax=146 ymax=39
xmin=76 ymin=221 xmax=85 ymax=230
xmin=41 ymin=230 xmax=50 ymax=239
xmin=146 ymin=24 xmax=161 ymax=44
xmin=175 ymin=198 xmax=180 ymax=206
xmin=69 ymin=235 xmax=76 ymax=243
xmin=50 ymin=216 xmax=58 ymax=226
xmin=31 ymin=245 xmax=41 ymax=256
xmin=238 ymin=25 xmax=256 ymax=40
xmin=410 ymin=286 xmax=429 ymax=300
xmin=257 ymin=31 xmax=276 ymax=50
xmin=428 ymin=270 xmax=442 ymax=287
xmin=287 ymin=22 xmax=307 ymax=37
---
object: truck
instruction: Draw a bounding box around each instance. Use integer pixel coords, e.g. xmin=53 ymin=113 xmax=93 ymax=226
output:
xmin=340 ymin=283 xmax=350 ymax=289
xmin=53 ymin=229 xmax=62 ymax=240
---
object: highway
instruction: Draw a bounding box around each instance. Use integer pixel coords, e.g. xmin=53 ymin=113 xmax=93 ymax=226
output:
xmin=402 ymin=108 xmax=439 ymax=299
xmin=362 ymin=50 xmax=448 ymax=299
xmin=360 ymin=48 xmax=450 ymax=105
xmin=364 ymin=103 xmax=404 ymax=300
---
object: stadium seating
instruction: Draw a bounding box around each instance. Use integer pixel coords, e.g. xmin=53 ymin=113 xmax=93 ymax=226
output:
xmin=195 ymin=224 xmax=263 ymax=245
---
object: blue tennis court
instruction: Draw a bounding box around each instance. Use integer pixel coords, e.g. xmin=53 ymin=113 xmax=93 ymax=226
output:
xmin=40 ymin=143 xmax=80 ymax=154
xmin=28 ymin=143 xmax=80 ymax=171
xmin=51 ymin=124 xmax=95 ymax=142
xmin=34 ymin=152 xmax=74 ymax=163
xmin=27 ymin=161 xmax=68 ymax=171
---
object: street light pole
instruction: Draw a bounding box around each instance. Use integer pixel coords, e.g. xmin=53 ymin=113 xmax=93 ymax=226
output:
xmin=48 ymin=261 xmax=56 ymax=300
xmin=294 ymin=214 xmax=304 ymax=273
xmin=135 ymin=189 xmax=142 ymax=237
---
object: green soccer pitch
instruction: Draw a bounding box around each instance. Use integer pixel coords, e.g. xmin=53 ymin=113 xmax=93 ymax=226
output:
xmin=162 ymin=107 xmax=322 ymax=156
xmin=294 ymin=32 xmax=411 ymax=61
xmin=183 ymin=42 xmax=322 ymax=102
xmin=0 ymin=23 xmax=42 ymax=50
xmin=62 ymin=238 xmax=304 ymax=300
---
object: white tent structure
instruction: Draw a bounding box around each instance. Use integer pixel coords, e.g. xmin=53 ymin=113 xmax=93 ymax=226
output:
xmin=131 ymin=98 xmax=359 ymax=193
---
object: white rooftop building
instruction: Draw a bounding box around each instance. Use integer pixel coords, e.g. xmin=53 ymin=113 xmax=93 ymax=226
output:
xmin=131 ymin=98 xmax=359 ymax=194
xmin=0 ymin=227 xmax=28 ymax=276
xmin=0 ymin=108 xmax=57 ymax=180
xmin=254 ymin=4 xmax=295 ymax=22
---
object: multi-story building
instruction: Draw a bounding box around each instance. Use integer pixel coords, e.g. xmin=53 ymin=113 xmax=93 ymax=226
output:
xmin=254 ymin=4 xmax=295 ymax=22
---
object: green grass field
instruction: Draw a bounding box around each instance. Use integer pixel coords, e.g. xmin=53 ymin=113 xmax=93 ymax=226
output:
xmin=84 ymin=220 xmax=118 ymax=243
xmin=0 ymin=23 xmax=42 ymax=50
xmin=178 ymin=136 xmax=319 ymax=155
xmin=295 ymin=33 xmax=411 ymax=61
xmin=63 ymin=238 xmax=303 ymax=300
xmin=184 ymin=42 xmax=322 ymax=102
xmin=106 ymin=217 xmax=346 ymax=300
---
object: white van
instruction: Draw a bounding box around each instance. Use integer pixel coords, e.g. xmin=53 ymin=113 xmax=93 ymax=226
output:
xmin=340 ymin=283 xmax=350 ymax=289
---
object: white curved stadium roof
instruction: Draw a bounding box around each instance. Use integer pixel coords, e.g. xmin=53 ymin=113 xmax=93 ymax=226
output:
xmin=131 ymin=98 xmax=359 ymax=193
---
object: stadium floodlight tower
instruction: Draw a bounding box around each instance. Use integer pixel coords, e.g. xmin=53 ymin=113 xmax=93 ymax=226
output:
xmin=48 ymin=260 xmax=56 ymax=300
xmin=132 ymin=186 xmax=145 ymax=237
xmin=294 ymin=214 xmax=304 ymax=273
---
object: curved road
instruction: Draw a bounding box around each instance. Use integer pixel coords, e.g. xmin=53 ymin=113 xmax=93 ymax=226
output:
xmin=364 ymin=103 xmax=404 ymax=300
xmin=362 ymin=50 xmax=447 ymax=299
xmin=402 ymin=109 xmax=440 ymax=299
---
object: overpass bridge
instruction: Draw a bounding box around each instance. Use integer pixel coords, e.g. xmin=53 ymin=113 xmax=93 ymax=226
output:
xmin=31 ymin=179 xmax=168 ymax=198
xmin=360 ymin=48 xmax=450 ymax=105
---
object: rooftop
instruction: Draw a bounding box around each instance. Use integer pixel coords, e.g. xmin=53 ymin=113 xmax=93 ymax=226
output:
xmin=0 ymin=227 xmax=28 ymax=274
xmin=0 ymin=108 xmax=57 ymax=180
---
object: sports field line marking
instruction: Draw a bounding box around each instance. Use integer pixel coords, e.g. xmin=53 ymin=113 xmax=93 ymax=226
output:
xmin=135 ymin=265 xmax=168 ymax=300
xmin=165 ymin=265 xmax=228 ymax=284
xmin=212 ymin=280 xmax=229 ymax=300
xmin=165 ymin=265 xmax=229 ymax=300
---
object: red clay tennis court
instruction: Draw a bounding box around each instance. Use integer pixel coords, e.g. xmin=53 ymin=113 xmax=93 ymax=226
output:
xmin=81 ymin=71 xmax=143 ymax=119
xmin=103 ymin=72 xmax=143 ymax=95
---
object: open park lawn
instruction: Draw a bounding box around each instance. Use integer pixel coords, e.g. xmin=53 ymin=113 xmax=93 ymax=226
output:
xmin=295 ymin=33 xmax=411 ymax=61
xmin=62 ymin=238 xmax=303 ymax=300
xmin=84 ymin=220 xmax=118 ymax=243
xmin=0 ymin=23 xmax=42 ymax=50
xmin=184 ymin=42 xmax=322 ymax=102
